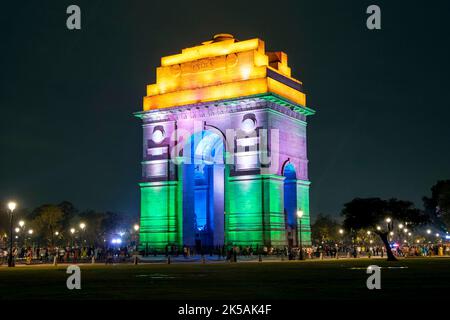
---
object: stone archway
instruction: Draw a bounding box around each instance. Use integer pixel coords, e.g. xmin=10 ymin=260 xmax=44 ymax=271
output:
xmin=181 ymin=130 xmax=225 ymax=249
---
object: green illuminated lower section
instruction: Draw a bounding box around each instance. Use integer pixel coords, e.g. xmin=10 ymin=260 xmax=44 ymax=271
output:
xmin=139 ymin=181 xmax=182 ymax=250
xmin=139 ymin=173 xmax=311 ymax=249
xmin=226 ymin=175 xmax=287 ymax=247
xmin=296 ymin=180 xmax=312 ymax=246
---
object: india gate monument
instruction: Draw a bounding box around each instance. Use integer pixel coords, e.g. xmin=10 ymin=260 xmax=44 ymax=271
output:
xmin=135 ymin=34 xmax=315 ymax=251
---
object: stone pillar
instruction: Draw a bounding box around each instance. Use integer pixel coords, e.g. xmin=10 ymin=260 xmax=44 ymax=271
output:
xmin=226 ymin=174 xmax=286 ymax=248
xmin=211 ymin=164 xmax=225 ymax=246
xmin=139 ymin=181 xmax=181 ymax=250
xmin=296 ymin=179 xmax=312 ymax=246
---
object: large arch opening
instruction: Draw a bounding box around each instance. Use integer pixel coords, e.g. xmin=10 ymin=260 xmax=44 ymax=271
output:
xmin=182 ymin=131 xmax=225 ymax=251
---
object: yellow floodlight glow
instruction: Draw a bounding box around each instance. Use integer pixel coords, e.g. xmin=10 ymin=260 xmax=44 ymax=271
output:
xmin=143 ymin=34 xmax=307 ymax=111
xmin=161 ymin=38 xmax=262 ymax=66
xmin=7 ymin=201 xmax=16 ymax=212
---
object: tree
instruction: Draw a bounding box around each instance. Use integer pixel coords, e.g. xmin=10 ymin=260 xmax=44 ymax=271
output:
xmin=423 ymin=180 xmax=450 ymax=230
xmin=341 ymin=198 xmax=428 ymax=261
xmin=76 ymin=210 xmax=109 ymax=246
xmin=57 ymin=201 xmax=78 ymax=229
xmin=31 ymin=205 xmax=64 ymax=246
xmin=67 ymin=210 xmax=134 ymax=246
xmin=311 ymin=214 xmax=340 ymax=244
xmin=0 ymin=208 xmax=9 ymax=246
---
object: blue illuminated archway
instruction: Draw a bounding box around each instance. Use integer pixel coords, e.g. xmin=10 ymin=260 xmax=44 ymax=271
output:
xmin=182 ymin=130 xmax=225 ymax=248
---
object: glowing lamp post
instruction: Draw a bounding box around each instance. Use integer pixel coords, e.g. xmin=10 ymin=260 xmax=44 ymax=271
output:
xmin=338 ymin=229 xmax=344 ymax=249
xmin=79 ymin=222 xmax=86 ymax=245
xmin=132 ymin=224 xmax=140 ymax=248
xmin=70 ymin=228 xmax=76 ymax=247
xmin=27 ymin=229 xmax=34 ymax=248
xmin=17 ymin=220 xmax=25 ymax=247
xmin=385 ymin=217 xmax=393 ymax=233
xmin=297 ymin=210 xmax=304 ymax=260
xmin=6 ymin=201 xmax=17 ymax=267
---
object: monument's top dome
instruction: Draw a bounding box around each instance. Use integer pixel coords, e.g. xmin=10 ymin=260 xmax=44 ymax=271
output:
xmin=212 ymin=33 xmax=234 ymax=42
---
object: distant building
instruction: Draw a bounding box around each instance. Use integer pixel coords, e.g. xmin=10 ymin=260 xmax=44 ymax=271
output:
xmin=135 ymin=34 xmax=314 ymax=251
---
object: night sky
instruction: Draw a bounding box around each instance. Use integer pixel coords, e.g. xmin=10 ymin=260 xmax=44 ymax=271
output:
xmin=1 ymin=0 xmax=449 ymax=220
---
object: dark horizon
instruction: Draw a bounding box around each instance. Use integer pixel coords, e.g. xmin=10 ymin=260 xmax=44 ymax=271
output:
xmin=1 ymin=0 xmax=450 ymax=220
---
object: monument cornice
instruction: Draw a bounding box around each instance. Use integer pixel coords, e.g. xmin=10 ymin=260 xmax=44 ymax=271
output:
xmin=134 ymin=93 xmax=315 ymax=124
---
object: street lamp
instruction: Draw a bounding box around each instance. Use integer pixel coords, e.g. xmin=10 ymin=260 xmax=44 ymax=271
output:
xmin=27 ymin=229 xmax=34 ymax=248
xmin=8 ymin=202 xmax=16 ymax=212
xmin=53 ymin=231 xmax=60 ymax=246
xmin=339 ymin=229 xmax=344 ymax=235
xmin=79 ymin=222 xmax=86 ymax=246
xmin=385 ymin=217 xmax=392 ymax=223
xmin=427 ymin=229 xmax=431 ymax=234
xmin=132 ymin=224 xmax=140 ymax=248
xmin=70 ymin=228 xmax=76 ymax=246
xmin=6 ymin=201 xmax=17 ymax=267
xmin=297 ymin=210 xmax=304 ymax=260
xmin=17 ymin=220 xmax=26 ymax=248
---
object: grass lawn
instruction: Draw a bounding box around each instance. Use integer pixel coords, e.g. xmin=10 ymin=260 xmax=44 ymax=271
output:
xmin=0 ymin=258 xmax=449 ymax=300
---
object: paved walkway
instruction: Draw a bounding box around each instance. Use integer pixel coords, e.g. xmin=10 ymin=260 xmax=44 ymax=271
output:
xmin=4 ymin=254 xmax=446 ymax=268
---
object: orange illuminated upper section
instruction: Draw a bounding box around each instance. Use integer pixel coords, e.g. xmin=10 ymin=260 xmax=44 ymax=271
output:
xmin=143 ymin=34 xmax=306 ymax=110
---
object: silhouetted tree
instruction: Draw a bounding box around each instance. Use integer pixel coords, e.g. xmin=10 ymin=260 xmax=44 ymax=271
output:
xmin=311 ymin=214 xmax=340 ymax=244
xmin=57 ymin=201 xmax=78 ymax=229
xmin=31 ymin=205 xmax=64 ymax=246
xmin=341 ymin=198 xmax=428 ymax=261
xmin=423 ymin=180 xmax=450 ymax=230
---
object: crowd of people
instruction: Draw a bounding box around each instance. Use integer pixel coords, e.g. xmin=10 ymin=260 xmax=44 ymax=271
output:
xmin=1 ymin=242 xmax=449 ymax=265
xmin=0 ymin=245 xmax=136 ymax=265
xmin=308 ymin=243 xmax=450 ymax=258
xmin=393 ymin=244 xmax=449 ymax=257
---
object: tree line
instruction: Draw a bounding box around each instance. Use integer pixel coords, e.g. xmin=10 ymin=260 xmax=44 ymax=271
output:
xmin=312 ymin=180 xmax=450 ymax=261
xmin=0 ymin=201 xmax=136 ymax=247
